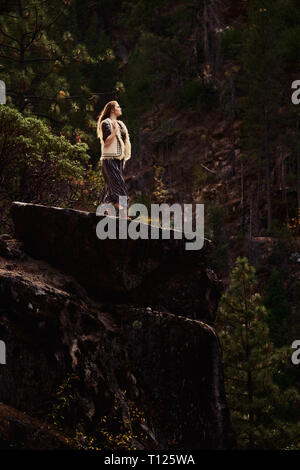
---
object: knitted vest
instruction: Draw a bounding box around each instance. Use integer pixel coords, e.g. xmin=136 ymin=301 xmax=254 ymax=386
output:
xmin=99 ymin=117 xmax=131 ymax=162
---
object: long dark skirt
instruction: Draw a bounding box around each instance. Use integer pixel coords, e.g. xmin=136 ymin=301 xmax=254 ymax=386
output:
xmin=99 ymin=157 xmax=130 ymax=207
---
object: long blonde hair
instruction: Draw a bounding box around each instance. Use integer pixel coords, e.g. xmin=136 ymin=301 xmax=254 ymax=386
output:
xmin=96 ymin=100 xmax=118 ymax=140
xmin=96 ymin=100 xmax=131 ymax=161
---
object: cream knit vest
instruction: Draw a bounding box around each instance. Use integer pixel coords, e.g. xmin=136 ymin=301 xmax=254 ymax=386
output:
xmin=99 ymin=117 xmax=131 ymax=162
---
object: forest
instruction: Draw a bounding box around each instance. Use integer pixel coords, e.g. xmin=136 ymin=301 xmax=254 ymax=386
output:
xmin=0 ymin=0 xmax=299 ymax=451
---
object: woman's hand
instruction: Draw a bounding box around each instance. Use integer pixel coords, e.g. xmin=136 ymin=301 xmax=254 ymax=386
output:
xmin=104 ymin=121 xmax=118 ymax=146
xmin=111 ymin=120 xmax=119 ymax=134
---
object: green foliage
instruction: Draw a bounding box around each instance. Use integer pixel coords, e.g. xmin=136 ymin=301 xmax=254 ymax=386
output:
xmin=50 ymin=376 xmax=149 ymax=450
xmin=121 ymin=29 xmax=186 ymax=128
xmin=280 ymin=25 xmax=300 ymax=63
xmin=151 ymin=164 xmax=170 ymax=204
xmin=266 ymin=218 xmax=292 ymax=239
xmin=98 ymin=392 xmax=149 ymax=450
xmin=119 ymin=0 xmax=209 ymax=124
xmin=204 ymin=202 xmax=229 ymax=274
xmin=220 ymin=0 xmax=300 ymax=232
xmin=50 ymin=373 xmax=80 ymax=430
xmin=119 ymin=0 xmax=167 ymax=35
xmin=290 ymin=280 xmax=300 ymax=305
xmin=0 ymin=0 xmax=118 ymax=158
xmin=121 ymin=36 xmax=156 ymax=126
xmin=175 ymin=78 xmax=218 ymax=111
xmin=216 ymin=257 xmax=300 ymax=449
xmin=0 ymin=105 xmax=103 ymax=231
xmin=267 ymin=240 xmax=289 ymax=267
xmin=192 ymin=161 xmax=214 ymax=188
xmin=237 ymin=1 xmax=284 ymax=154
xmin=221 ymin=26 xmax=244 ymax=60
xmin=131 ymin=192 xmax=152 ymax=213
xmin=263 ymin=268 xmax=291 ymax=347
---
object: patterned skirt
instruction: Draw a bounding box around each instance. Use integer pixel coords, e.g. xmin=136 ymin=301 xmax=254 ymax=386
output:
xmin=99 ymin=157 xmax=130 ymax=207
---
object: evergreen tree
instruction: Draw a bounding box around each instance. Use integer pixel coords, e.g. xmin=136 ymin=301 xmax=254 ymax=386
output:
xmin=216 ymin=257 xmax=300 ymax=449
xmin=263 ymin=267 xmax=291 ymax=348
xmin=0 ymin=105 xmax=103 ymax=232
xmin=0 ymin=0 xmax=117 ymax=156
xmin=239 ymin=1 xmax=284 ymax=232
xmin=221 ymin=0 xmax=300 ymax=235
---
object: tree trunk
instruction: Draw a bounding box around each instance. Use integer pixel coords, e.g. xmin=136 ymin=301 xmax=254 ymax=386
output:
xmin=264 ymin=109 xmax=272 ymax=231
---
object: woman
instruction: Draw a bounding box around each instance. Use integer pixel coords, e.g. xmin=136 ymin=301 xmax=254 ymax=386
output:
xmin=97 ymin=101 xmax=132 ymax=218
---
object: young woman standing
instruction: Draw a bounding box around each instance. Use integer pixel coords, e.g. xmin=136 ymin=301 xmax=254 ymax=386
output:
xmin=97 ymin=101 xmax=132 ymax=217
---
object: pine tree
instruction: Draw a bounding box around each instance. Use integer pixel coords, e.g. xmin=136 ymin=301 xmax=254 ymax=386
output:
xmin=239 ymin=1 xmax=285 ymax=232
xmin=263 ymin=267 xmax=291 ymax=348
xmin=221 ymin=0 xmax=300 ymax=235
xmin=216 ymin=256 xmax=300 ymax=449
xmin=0 ymin=0 xmax=116 ymax=155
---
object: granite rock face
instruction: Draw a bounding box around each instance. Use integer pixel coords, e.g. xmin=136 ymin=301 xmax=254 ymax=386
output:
xmin=11 ymin=202 xmax=222 ymax=324
xmin=0 ymin=203 xmax=236 ymax=449
xmin=0 ymin=404 xmax=72 ymax=450
xmin=0 ymin=236 xmax=235 ymax=449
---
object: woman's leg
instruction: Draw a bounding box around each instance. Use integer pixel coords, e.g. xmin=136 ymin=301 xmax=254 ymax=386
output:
xmin=101 ymin=158 xmax=130 ymax=216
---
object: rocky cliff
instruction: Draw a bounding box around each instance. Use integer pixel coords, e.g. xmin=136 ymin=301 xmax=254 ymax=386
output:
xmin=0 ymin=203 xmax=235 ymax=449
xmin=11 ymin=201 xmax=221 ymax=324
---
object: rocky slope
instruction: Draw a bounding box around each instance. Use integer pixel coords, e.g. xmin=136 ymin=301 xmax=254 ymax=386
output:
xmin=0 ymin=204 xmax=236 ymax=450
xmin=125 ymin=101 xmax=300 ymax=309
xmin=11 ymin=201 xmax=221 ymax=324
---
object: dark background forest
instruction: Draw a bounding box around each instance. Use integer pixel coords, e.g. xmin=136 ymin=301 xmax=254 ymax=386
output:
xmin=0 ymin=0 xmax=299 ymax=450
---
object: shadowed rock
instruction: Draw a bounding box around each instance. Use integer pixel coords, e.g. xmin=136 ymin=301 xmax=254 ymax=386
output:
xmin=0 ymin=403 xmax=72 ymax=450
xmin=11 ymin=202 xmax=221 ymax=324
xmin=0 ymin=250 xmax=235 ymax=449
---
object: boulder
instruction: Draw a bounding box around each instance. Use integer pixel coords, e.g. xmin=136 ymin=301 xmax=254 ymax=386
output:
xmin=11 ymin=202 xmax=221 ymax=324
xmin=0 ymin=253 xmax=235 ymax=449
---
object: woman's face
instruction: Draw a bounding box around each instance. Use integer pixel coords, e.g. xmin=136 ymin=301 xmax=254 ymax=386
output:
xmin=113 ymin=103 xmax=122 ymax=117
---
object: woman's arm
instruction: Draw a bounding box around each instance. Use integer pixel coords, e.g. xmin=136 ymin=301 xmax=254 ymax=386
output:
xmin=102 ymin=121 xmax=117 ymax=147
